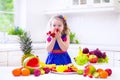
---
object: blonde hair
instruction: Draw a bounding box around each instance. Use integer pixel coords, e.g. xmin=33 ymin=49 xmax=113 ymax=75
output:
xmin=48 ymin=15 xmax=70 ymax=35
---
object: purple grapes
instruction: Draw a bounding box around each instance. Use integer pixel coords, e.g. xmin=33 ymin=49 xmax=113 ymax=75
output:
xmin=92 ymin=48 xmax=107 ymax=58
xmin=93 ymin=48 xmax=103 ymax=58
xmin=102 ymin=52 xmax=107 ymax=59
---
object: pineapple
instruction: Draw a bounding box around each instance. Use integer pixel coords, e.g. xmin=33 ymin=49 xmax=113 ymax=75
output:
xmin=18 ymin=32 xmax=34 ymax=65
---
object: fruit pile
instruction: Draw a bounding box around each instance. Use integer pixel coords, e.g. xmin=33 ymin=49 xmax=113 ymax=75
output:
xmin=77 ymin=64 xmax=112 ymax=79
xmin=12 ymin=56 xmax=112 ymax=79
xmin=12 ymin=56 xmax=52 ymax=77
xmin=12 ymin=66 xmax=51 ymax=77
xmin=74 ymin=47 xmax=109 ymax=66
xmin=12 ymin=63 xmax=78 ymax=76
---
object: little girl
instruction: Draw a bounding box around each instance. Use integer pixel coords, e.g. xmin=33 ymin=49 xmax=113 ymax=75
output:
xmin=45 ymin=15 xmax=72 ymax=65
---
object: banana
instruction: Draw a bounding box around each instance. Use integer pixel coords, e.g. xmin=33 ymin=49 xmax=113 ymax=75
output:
xmin=78 ymin=47 xmax=83 ymax=56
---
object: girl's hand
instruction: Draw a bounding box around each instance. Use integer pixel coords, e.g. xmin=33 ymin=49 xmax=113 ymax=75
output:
xmin=55 ymin=31 xmax=61 ymax=39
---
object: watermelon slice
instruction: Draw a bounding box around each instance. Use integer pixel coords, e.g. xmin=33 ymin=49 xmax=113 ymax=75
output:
xmin=23 ymin=56 xmax=40 ymax=74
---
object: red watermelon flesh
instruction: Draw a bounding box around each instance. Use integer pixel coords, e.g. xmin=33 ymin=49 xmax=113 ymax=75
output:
xmin=26 ymin=58 xmax=39 ymax=67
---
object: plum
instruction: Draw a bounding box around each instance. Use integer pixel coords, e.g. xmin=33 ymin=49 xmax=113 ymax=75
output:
xmin=83 ymin=48 xmax=89 ymax=54
xmin=33 ymin=69 xmax=41 ymax=76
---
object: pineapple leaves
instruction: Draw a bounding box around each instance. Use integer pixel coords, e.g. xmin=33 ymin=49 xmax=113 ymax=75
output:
xmin=18 ymin=31 xmax=33 ymax=54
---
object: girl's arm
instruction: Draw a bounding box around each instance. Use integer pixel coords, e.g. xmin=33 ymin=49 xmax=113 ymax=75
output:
xmin=56 ymin=34 xmax=70 ymax=51
xmin=46 ymin=37 xmax=56 ymax=52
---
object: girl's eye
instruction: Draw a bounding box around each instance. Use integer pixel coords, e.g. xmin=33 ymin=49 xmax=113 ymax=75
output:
xmin=58 ymin=25 xmax=61 ymax=27
xmin=53 ymin=25 xmax=56 ymax=27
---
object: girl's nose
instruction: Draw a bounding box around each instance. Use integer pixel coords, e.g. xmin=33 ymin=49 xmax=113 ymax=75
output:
xmin=55 ymin=27 xmax=58 ymax=29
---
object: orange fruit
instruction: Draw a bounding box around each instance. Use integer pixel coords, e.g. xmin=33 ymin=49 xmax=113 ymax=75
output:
xmin=97 ymin=68 xmax=104 ymax=73
xmin=12 ymin=68 xmax=21 ymax=76
xmin=21 ymin=68 xmax=30 ymax=76
xmin=99 ymin=70 xmax=108 ymax=78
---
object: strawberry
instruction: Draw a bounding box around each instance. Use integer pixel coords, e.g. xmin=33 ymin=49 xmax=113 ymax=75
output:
xmin=56 ymin=28 xmax=59 ymax=32
xmin=46 ymin=31 xmax=51 ymax=35
xmin=48 ymin=31 xmax=51 ymax=34
xmin=47 ymin=28 xmax=59 ymax=38
xmin=50 ymin=33 xmax=55 ymax=38
xmin=88 ymin=74 xmax=93 ymax=78
xmin=47 ymin=31 xmax=55 ymax=38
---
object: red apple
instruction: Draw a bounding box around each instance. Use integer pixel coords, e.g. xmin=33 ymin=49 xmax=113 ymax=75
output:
xmin=105 ymin=68 xmax=112 ymax=76
xmin=89 ymin=55 xmax=98 ymax=63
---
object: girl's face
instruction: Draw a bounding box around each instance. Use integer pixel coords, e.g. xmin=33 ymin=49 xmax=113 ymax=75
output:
xmin=50 ymin=18 xmax=64 ymax=33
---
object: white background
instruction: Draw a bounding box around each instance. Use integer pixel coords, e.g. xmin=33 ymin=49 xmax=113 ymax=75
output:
xmin=21 ymin=0 xmax=120 ymax=47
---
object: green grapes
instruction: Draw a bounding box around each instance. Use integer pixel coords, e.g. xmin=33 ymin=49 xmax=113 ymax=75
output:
xmin=75 ymin=54 xmax=89 ymax=66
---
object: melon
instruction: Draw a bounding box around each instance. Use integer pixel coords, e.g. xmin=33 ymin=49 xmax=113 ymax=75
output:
xmin=23 ymin=56 xmax=40 ymax=74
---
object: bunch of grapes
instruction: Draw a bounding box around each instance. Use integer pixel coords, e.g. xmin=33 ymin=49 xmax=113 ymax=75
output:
xmin=74 ymin=54 xmax=89 ymax=66
xmin=89 ymin=48 xmax=108 ymax=63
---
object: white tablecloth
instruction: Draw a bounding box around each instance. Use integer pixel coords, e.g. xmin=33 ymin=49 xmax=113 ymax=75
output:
xmin=0 ymin=67 xmax=120 ymax=80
